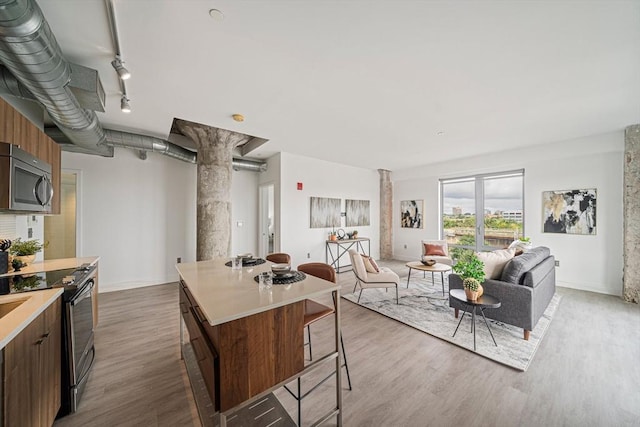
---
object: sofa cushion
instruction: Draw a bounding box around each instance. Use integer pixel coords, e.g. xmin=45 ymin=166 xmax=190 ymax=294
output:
xmin=501 ymin=246 xmax=551 ymax=284
xmin=477 ymin=248 xmax=516 ymax=279
xmin=424 ymin=243 xmax=446 ymax=256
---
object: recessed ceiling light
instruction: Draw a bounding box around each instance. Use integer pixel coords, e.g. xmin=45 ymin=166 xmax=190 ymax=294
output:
xmin=209 ymin=9 xmax=224 ymax=21
xmin=437 ymin=131 xmax=444 ymax=136
xmin=232 ymin=114 xmax=244 ymax=122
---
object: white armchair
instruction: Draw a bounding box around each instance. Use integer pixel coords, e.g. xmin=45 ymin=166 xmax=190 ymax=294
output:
xmin=420 ymin=239 xmax=453 ymax=266
xmin=348 ymin=249 xmax=399 ymax=304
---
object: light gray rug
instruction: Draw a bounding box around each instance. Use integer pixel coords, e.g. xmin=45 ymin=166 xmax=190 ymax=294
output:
xmin=342 ymin=273 xmax=561 ymax=371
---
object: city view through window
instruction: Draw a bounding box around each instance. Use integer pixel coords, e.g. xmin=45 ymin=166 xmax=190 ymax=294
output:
xmin=441 ymin=171 xmax=524 ymax=256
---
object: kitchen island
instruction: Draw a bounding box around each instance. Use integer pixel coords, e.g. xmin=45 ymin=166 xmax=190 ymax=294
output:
xmin=176 ymin=258 xmax=343 ymax=426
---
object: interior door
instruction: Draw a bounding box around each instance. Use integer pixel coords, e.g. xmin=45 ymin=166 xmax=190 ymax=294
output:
xmin=44 ymin=171 xmax=78 ymax=259
xmin=258 ymin=184 xmax=274 ymax=257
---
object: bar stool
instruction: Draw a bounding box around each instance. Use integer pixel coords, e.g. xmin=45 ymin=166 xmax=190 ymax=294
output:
xmin=284 ymin=262 xmax=352 ymax=426
xmin=265 ymin=252 xmax=291 ymax=264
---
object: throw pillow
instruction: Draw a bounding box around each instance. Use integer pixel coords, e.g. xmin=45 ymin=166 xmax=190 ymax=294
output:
xmin=476 ymin=248 xmax=516 ymax=280
xmin=361 ymin=254 xmax=379 ymax=273
xmin=368 ymin=257 xmax=380 ymax=272
xmin=424 ymin=243 xmax=446 ymax=256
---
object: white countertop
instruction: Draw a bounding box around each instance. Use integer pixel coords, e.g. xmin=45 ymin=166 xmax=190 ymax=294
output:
xmin=176 ymin=258 xmax=340 ymax=326
xmin=0 ymin=288 xmax=63 ymax=349
xmin=0 ymin=256 xmax=99 ymax=278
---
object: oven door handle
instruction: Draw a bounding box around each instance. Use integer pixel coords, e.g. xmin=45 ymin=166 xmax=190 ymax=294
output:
xmin=73 ymin=345 xmax=96 ymax=389
xmin=71 ymin=280 xmax=95 ymax=305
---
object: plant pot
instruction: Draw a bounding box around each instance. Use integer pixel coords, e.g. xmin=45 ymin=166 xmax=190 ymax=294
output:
xmin=477 ymin=283 xmax=484 ymax=298
xmin=464 ymin=288 xmax=478 ymax=301
xmin=329 ymin=235 xmax=337 ymax=241
xmin=14 ymin=254 xmax=35 ymax=266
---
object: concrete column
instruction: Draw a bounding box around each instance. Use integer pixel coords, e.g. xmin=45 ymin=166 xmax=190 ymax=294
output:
xmin=175 ymin=120 xmax=250 ymax=261
xmin=378 ymin=169 xmax=393 ymax=260
xmin=623 ymin=124 xmax=640 ymax=303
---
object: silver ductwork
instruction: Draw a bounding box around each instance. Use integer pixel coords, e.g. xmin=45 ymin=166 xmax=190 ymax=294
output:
xmin=232 ymin=157 xmax=268 ymax=172
xmin=104 ymin=130 xmax=197 ymax=163
xmin=0 ymin=0 xmax=112 ymax=157
xmin=45 ymin=127 xmax=267 ymax=171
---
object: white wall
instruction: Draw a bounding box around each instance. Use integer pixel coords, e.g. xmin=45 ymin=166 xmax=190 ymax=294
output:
xmin=62 ymin=149 xmax=263 ymax=292
xmin=392 ymin=131 xmax=624 ymax=296
xmin=278 ymin=152 xmax=380 ymax=268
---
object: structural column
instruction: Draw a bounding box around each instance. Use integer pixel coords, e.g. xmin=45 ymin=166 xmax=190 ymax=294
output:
xmin=623 ymin=124 xmax=640 ymax=303
xmin=378 ymin=169 xmax=393 ymax=260
xmin=175 ymin=120 xmax=250 ymax=261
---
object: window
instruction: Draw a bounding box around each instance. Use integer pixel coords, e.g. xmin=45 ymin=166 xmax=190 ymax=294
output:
xmin=441 ymin=170 xmax=524 ymax=257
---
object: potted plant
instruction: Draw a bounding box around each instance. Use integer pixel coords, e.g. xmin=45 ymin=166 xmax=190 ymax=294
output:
xmin=352 ymin=230 xmax=358 ymax=239
xmin=328 ymin=231 xmax=337 ymax=241
xmin=452 ymin=252 xmax=486 ymax=301
xmin=9 ymin=238 xmax=46 ymax=266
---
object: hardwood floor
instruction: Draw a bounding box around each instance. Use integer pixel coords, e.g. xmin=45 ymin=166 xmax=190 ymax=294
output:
xmin=54 ymin=262 xmax=640 ymax=427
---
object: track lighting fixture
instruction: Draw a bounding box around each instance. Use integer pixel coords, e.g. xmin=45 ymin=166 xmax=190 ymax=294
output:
xmin=111 ymin=56 xmax=131 ymax=80
xmin=120 ymin=95 xmax=131 ymax=113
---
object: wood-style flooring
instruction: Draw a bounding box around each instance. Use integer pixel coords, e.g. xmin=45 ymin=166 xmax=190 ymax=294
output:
xmin=54 ymin=261 xmax=640 ymax=427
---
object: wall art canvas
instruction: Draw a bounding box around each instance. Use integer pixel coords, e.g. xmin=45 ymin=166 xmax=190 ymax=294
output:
xmin=345 ymin=199 xmax=370 ymax=227
xmin=310 ymin=197 xmax=341 ymax=228
xmin=400 ymin=200 xmax=424 ymax=229
xmin=542 ymin=189 xmax=596 ymax=235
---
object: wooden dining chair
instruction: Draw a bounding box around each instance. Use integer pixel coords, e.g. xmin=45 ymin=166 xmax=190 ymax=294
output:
xmin=265 ymin=252 xmax=291 ymax=264
xmin=284 ymin=262 xmax=352 ymax=426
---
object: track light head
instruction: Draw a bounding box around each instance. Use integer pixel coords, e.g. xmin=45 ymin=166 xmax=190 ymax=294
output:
xmin=120 ymin=95 xmax=131 ymax=113
xmin=111 ymin=57 xmax=131 ymax=80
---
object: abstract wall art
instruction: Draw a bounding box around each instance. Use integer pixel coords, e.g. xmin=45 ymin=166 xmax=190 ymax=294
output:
xmin=400 ymin=200 xmax=424 ymax=229
xmin=345 ymin=199 xmax=370 ymax=227
xmin=310 ymin=197 xmax=341 ymax=228
xmin=542 ymin=189 xmax=596 ymax=235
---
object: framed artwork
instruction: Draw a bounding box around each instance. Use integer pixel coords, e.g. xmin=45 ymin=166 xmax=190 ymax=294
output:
xmin=542 ymin=189 xmax=596 ymax=235
xmin=400 ymin=200 xmax=424 ymax=228
xmin=345 ymin=199 xmax=370 ymax=227
xmin=310 ymin=197 xmax=341 ymax=228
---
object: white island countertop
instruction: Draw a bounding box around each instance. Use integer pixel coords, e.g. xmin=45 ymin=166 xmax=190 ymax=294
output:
xmin=176 ymin=258 xmax=339 ymax=326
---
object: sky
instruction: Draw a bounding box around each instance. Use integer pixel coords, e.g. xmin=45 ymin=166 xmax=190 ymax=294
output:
xmin=442 ymin=175 xmax=523 ymax=215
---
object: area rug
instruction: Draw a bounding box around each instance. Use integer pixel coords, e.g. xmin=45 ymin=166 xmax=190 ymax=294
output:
xmin=342 ymin=274 xmax=561 ymax=371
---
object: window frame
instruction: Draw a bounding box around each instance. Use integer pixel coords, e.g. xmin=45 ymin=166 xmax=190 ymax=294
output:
xmin=439 ymin=169 xmax=525 ymax=253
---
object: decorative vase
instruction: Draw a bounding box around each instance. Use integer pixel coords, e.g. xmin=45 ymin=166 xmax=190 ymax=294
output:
xmin=464 ymin=288 xmax=478 ymax=301
xmin=14 ymin=254 xmax=35 ymax=266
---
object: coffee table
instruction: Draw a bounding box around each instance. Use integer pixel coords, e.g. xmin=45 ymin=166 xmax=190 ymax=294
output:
xmin=450 ymin=289 xmax=501 ymax=351
xmin=405 ymin=261 xmax=452 ymax=296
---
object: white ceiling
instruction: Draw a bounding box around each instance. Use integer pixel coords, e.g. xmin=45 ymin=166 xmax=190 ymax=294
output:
xmin=38 ymin=0 xmax=640 ymax=171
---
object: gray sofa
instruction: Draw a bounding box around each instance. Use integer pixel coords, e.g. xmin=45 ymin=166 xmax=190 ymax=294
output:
xmin=449 ymin=246 xmax=556 ymax=340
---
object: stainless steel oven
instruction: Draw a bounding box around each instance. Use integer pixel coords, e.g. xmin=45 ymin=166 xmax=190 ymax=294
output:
xmin=59 ymin=264 xmax=97 ymax=416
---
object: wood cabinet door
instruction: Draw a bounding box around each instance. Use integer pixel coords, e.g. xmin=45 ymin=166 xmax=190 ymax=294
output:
xmin=3 ymin=299 xmax=62 ymax=427
xmin=40 ymin=298 xmax=62 ymax=426
xmin=3 ymin=310 xmax=43 ymax=426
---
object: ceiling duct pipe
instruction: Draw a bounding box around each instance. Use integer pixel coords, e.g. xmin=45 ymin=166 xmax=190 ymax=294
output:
xmin=0 ymin=0 xmax=112 ymax=157
xmin=45 ymin=127 xmax=267 ymax=172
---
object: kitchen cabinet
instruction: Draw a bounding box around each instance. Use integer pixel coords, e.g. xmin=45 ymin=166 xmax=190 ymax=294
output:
xmin=0 ymin=97 xmax=61 ymax=214
xmin=3 ymin=297 xmax=62 ymax=426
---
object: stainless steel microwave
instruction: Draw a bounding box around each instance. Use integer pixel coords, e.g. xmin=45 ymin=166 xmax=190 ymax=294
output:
xmin=0 ymin=142 xmax=53 ymax=213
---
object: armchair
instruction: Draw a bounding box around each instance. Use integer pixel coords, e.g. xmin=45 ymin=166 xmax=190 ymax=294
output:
xmin=348 ymin=249 xmax=399 ymax=304
xmin=420 ymin=239 xmax=453 ymax=266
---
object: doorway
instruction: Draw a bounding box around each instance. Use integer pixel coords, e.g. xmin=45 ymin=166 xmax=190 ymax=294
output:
xmin=258 ymin=183 xmax=274 ymax=257
xmin=44 ymin=171 xmax=80 ymax=259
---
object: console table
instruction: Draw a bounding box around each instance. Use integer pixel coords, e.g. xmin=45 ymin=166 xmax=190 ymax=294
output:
xmin=326 ymin=237 xmax=370 ymax=273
